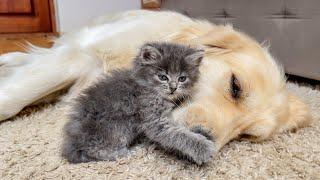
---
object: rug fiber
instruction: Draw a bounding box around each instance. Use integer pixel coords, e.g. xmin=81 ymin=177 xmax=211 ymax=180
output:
xmin=0 ymin=83 xmax=319 ymax=179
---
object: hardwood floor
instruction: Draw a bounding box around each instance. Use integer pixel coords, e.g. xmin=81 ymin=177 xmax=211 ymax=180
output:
xmin=0 ymin=33 xmax=55 ymax=54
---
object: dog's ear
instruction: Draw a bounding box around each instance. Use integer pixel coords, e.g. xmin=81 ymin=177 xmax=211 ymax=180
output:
xmin=196 ymin=25 xmax=256 ymax=54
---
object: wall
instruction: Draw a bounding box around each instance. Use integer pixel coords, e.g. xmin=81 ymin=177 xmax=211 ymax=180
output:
xmin=55 ymin=0 xmax=140 ymax=33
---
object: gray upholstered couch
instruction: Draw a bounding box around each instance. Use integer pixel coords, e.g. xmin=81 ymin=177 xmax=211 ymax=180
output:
xmin=162 ymin=0 xmax=320 ymax=80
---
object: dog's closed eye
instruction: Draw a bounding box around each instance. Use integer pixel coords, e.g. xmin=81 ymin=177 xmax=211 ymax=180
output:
xmin=230 ymin=73 xmax=241 ymax=100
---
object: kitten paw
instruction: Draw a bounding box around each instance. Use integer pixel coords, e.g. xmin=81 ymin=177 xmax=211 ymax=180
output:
xmin=191 ymin=125 xmax=214 ymax=141
xmin=188 ymin=134 xmax=216 ymax=165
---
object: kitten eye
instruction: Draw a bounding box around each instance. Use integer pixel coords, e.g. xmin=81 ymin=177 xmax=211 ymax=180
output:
xmin=230 ymin=73 xmax=241 ymax=100
xmin=158 ymin=74 xmax=168 ymax=81
xmin=178 ymin=76 xmax=187 ymax=82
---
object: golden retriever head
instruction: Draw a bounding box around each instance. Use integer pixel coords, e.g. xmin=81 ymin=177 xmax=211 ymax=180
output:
xmin=172 ymin=25 xmax=311 ymax=148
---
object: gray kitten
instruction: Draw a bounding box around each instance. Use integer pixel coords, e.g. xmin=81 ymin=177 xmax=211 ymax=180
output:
xmin=62 ymin=42 xmax=215 ymax=165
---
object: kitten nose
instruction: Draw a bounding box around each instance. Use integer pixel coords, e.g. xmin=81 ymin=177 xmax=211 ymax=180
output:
xmin=170 ymin=86 xmax=177 ymax=93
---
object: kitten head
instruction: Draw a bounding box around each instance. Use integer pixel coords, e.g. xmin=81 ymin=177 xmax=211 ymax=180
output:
xmin=133 ymin=42 xmax=204 ymax=101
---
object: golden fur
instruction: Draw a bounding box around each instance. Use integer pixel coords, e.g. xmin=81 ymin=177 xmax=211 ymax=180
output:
xmin=0 ymin=10 xmax=312 ymax=154
xmin=170 ymin=25 xmax=312 ymax=149
xmin=92 ymin=11 xmax=312 ymax=150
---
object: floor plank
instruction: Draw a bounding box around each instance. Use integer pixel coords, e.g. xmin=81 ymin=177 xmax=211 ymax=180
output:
xmin=0 ymin=34 xmax=55 ymax=54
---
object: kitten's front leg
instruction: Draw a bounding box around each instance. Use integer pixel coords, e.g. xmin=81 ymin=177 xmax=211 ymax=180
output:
xmin=142 ymin=117 xmax=216 ymax=165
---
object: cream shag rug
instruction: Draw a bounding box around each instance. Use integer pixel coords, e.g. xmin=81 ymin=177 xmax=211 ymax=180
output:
xmin=0 ymin=83 xmax=319 ymax=179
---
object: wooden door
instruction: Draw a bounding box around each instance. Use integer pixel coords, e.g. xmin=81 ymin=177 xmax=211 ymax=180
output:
xmin=0 ymin=0 xmax=55 ymax=33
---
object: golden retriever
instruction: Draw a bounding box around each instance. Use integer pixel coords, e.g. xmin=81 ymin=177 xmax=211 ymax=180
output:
xmin=0 ymin=10 xmax=311 ymax=154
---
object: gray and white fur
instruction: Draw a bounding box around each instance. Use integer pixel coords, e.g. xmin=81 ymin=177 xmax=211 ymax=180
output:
xmin=62 ymin=42 xmax=215 ymax=165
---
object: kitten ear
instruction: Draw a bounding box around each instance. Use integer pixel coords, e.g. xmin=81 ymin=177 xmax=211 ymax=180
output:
xmin=139 ymin=44 xmax=162 ymax=65
xmin=186 ymin=48 xmax=204 ymax=66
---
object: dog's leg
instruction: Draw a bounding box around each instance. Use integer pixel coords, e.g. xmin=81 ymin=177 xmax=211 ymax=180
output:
xmin=0 ymin=46 xmax=102 ymax=121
